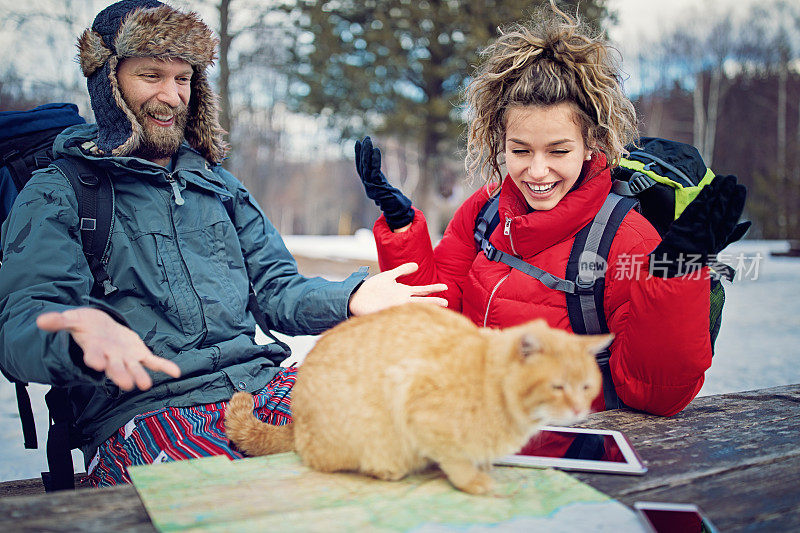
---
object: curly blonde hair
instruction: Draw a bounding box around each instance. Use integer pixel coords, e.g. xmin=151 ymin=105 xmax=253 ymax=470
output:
xmin=464 ymin=1 xmax=637 ymax=185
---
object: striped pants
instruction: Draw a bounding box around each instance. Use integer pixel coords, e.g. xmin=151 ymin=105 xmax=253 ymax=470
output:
xmin=86 ymin=367 xmax=296 ymax=487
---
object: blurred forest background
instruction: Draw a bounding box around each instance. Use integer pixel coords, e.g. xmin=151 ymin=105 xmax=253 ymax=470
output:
xmin=1 ymin=0 xmax=798 ymax=240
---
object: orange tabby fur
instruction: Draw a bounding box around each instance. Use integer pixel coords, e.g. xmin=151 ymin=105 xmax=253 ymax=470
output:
xmin=225 ymin=303 xmax=607 ymax=494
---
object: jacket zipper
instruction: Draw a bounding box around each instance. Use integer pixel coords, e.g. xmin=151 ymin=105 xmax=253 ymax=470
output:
xmin=504 ymin=217 xmax=518 ymax=255
xmin=165 ymin=186 xmax=208 ymax=341
xmin=484 ymin=273 xmax=510 ymax=327
xmin=166 ymin=173 xmax=185 ymax=205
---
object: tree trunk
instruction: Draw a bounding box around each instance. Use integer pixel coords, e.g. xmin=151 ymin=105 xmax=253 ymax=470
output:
xmin=418 ymin=129 xmax=441 ymax=240
xmin=217 ymin=0 xmax=233 ymax=166
xmin=703 ymin=69 xmax=724 ymax=166
xmin=792 ymin=81 xmax=800 ymax=240
xmin=693 ymin=72 xmax=706 ymax=157
xmin=777 ymin=63 xmax=788 ymax=238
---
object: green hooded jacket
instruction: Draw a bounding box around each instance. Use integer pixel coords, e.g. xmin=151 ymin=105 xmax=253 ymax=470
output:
xmin=0 ymin=123 xmax=367 ymax=462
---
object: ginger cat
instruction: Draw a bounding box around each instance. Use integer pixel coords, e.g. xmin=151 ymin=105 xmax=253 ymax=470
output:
xmin=225 ymin=303 xmax=607 ymax=494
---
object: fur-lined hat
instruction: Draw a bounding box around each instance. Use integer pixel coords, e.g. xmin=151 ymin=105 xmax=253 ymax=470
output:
xmin=77 ymin=0 xmax=228 ymax=163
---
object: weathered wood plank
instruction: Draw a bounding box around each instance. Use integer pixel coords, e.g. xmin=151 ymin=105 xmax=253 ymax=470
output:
xmin=0 ymin=484 xmax=153 ymax=532
xmin=0 ymin=474 xmax=89 ymax=498
xmin=572 ymin=384 xmax=800 ymax=532
xmin=606 ymin=455 xmax=800 ymax=533
xmin=293 ymin=254 xmax=378 ymax=280
xmin=0 ymin=478 xmax=47 ymax=498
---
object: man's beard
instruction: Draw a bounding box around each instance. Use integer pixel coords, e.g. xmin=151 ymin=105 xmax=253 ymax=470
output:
xmin=130 ymin=99 xmax=189 ymax=162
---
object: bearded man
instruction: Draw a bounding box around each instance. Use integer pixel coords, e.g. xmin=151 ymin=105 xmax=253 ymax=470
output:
xmin=0 ymin=0 xmax=445 ymax=487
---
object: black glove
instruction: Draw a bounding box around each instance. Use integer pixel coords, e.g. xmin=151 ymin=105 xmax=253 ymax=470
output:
xmin=354 ymin=136 xmax=414 ymax=230
xmin=649 ymin=174 xmax=750 ymax=277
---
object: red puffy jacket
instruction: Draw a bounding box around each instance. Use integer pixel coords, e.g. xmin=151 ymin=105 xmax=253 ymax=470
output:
xmin=374 ymin=156 xmax=712 ymax=416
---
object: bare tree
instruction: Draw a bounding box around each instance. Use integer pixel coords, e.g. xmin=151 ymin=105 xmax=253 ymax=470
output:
xmin=743 ymin=0 xmax=800 ymax=240
xmin=0 ymin=0 xmax=107 ymax=114
xmin=191 ymin=0 xmax=290 ymax=162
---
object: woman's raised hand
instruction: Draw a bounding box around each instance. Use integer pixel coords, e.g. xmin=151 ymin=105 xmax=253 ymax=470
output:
xmin=354 ymin=136 xmax=415 ymax=230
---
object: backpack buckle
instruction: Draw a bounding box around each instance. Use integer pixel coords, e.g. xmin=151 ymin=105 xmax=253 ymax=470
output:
xmin=1 ymin=148 xmax=19 ymax=164
xmin=574 ymin=275 xmax=595 ymax=295
xmin=77 ymin=173 xmax=99 ymax=187
xmin=80 ymin=218 xmax=97 ymax=231
xmin=627 ymin=172 xmax=656 ymax=194
xmin=481 ymin=241 xmax=499 ymax=262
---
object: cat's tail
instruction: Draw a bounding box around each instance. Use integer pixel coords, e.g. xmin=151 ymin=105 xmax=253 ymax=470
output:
xmin=225 ymin=391 xmax=295 ymax=456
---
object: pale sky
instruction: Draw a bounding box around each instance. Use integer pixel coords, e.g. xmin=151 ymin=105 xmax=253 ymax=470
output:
xmin=606 ymin=0 xmax=770 ymax=95
xmin=607 ymin=0 xmax=761 ymax=42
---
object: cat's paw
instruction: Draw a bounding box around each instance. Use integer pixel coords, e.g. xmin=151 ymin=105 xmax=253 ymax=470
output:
xmin=456 ymin=470 xmax=494 ymax=495
xmin=439 ymin=460 xmax=495 ymax=495
xmin=366 ymin=468 xmax=407 ymax=482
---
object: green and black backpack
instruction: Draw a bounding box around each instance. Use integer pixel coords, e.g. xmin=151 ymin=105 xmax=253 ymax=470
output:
xmin=474 ymin=137 xmax=748 ymax=409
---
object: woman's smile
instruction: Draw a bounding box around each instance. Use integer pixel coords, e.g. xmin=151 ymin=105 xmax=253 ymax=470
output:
xmin=504 ymin=103 xmax=590 ymax=211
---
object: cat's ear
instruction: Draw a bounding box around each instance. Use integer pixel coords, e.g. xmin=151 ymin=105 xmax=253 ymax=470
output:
xmin=518 ymin=333 xmax=543 ymax=358
xmin=582 ymin=334 xmax=614 ymax=355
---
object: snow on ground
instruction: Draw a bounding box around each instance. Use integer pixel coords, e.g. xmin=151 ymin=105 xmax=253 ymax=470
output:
xmin=698 ymin=240 xmax=800 ymax=396
xmin=283 ymin=229 xmax=379 ymax=262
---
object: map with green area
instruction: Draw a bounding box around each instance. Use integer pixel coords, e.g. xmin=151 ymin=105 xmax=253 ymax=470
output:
xmin=130 ymin=453 xmax=643 ymax=532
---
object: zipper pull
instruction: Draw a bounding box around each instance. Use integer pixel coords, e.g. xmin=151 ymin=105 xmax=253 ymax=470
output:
xmin=167 ymin=176 xmax=185 ymax=206
xmin=504 ymin=217 xmax=512 ymax=235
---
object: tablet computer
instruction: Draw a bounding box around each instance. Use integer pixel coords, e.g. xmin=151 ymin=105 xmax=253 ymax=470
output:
xmin=494 ymin=426 xmax=647 ymax=475
xmin=633 ymin=501 xmax=718 ymax=533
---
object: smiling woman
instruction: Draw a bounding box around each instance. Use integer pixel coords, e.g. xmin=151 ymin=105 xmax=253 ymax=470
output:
xmin=504 ymin=103 xmax=591 ymax=211
xmin=355 ymin=1 xmax=744 ymax=430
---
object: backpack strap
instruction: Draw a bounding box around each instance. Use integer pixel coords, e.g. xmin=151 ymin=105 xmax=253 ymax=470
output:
xmin=3 ymin=153 xmax=114 ymax=490
xmin=474 ymin=194 xmax=577 ymax=293
xmin=483 ymin=243 xmax=578 ymax=293
xmin=473 ymin=191 xmax=639 ymax=409
xmin=42 ymin=387 xmax=76 ymax=492
xmin=2 ymin=148 xmax=42 ymax=192
xmin=611 ymin=172 xmax=657 ymax=196
xmin=627 ymin=150 xmax=694 ymax=187
xmin=565 ymin=192 xmax=639 ymax=409
xmin=0 ymin=126 xmax=65 ymax=192
xmin=51 ymin=157 xmax=118 ymax=297
xmin=218 ymin=194 xmax=292 ymax=356
xmin=15 ymin=380 xmax=37 ymax=449
xmin=473 ymin=193 xmax=501 ymax=251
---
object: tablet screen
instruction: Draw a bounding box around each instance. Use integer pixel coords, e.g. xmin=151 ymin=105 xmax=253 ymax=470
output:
xmin=634 ymin=502 xmax=718 ymax=533
xmin=494 ymin=426 xmax=647 ymax=474
xmin=518 ymin=429 xmax=626 ymax=462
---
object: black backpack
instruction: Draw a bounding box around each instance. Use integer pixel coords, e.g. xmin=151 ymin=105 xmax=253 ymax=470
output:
xmin=474 ymin=138 xmax=748 ymax=410
xmin=1 ymin=103 xmax=288 ymax=491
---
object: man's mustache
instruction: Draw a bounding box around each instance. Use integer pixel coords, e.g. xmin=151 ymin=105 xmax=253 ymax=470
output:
xmin=141 ymin=100 xmax=188 ymax=120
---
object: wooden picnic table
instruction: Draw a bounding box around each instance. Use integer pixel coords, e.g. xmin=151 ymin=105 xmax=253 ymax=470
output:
xmin=1 ymin=383 xmax=797 ymax=532
xmin=571 ymin=383 xmax=800 ymax=532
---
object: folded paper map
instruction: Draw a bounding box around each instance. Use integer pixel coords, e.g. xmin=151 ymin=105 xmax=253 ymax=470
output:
xmin=130 ymin=453 xmax=643 ymax=532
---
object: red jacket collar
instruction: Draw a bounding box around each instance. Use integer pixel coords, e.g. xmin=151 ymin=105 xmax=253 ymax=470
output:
xmin=492 ymin=153 xmax=613 ymax=257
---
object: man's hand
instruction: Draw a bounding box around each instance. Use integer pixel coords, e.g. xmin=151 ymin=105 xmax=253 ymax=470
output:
xmin=36 ymin=308 xmax=181 ymax=391
xmin=348 ymin=263 xmax=448 ymax=316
